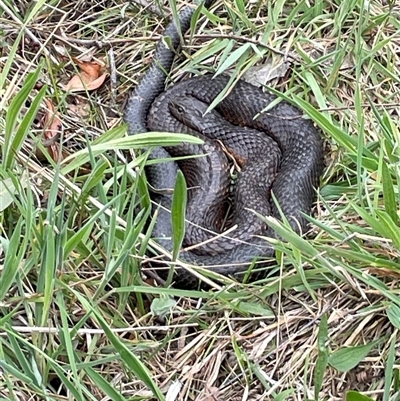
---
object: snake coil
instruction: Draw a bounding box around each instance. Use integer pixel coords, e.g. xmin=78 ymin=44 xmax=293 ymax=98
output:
xmin=125 ymin=1 xmax=324 ymax=288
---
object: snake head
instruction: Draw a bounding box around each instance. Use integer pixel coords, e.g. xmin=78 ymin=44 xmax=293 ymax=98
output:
xmin=168 ymin=95 xmax=211 ymax=132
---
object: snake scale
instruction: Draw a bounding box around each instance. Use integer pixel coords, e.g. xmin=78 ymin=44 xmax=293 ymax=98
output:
xmin=124 ymin=0 xmax=324 ymax=288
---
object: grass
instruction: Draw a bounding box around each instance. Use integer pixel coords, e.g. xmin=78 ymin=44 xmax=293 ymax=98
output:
xmin=0 ymin=0 xmax=399 ymax=400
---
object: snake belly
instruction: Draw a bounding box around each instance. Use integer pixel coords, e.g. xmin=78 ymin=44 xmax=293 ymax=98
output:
xmin=124 ymin=1 xmax=324 ymax=288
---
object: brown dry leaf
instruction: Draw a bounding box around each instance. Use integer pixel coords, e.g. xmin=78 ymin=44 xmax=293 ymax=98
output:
xmin=63 ymin=58 xmax=107 ymax=92
xmin=41 ymin=98 xmax=64 ymax=162
xmin=368 ymin=267 xmax=400 ymax=280
xmin=68 ymin=101 xmax=91 ymax=119
xmin=242 ymin=56 xmax=293 ymax=86
xmin=75 ymin=58 xmax=102 ymax=76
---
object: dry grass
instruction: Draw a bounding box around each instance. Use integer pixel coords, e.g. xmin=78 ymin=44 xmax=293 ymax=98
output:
xmin=0 ymin=0 xmax=400 ymax=400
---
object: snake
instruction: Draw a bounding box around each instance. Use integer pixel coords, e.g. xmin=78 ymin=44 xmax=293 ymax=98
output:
xmin=124 ymin=0 xmax=324 ymax=288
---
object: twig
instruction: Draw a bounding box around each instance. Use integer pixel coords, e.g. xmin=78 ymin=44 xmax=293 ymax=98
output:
xmin=0 ymin=323 xmax=199 ymax=335
xmin=108 ymin=47 xmax=118 ymax=108
xmin=319 ymin=102 xmax=400 ymax=112
xmin=52 ymin=32 xmax=159 ymax=48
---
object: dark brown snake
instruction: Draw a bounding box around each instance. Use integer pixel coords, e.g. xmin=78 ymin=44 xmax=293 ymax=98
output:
xmin=124 ymin=1 xmax=324 ymax=288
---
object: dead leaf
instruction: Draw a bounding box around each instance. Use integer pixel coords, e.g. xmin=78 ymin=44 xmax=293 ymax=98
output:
xmin=242 ymin=56 xmax=293 ymax=87
xmin=68 ymin=101 xmax=91 ymax=119
xmin=41 ymin=99 xmax=64 ymax=162
xmin=368 ymin=267 xmax=400 ymax=280
xmin=63 ymin=58 xmax=107 ymax=92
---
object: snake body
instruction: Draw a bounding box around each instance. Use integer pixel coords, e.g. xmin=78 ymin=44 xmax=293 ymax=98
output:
xmin=156 ymin=94 xmax=281 ymax=253
xmin=125 ymin=1 xmax=324 ymax=288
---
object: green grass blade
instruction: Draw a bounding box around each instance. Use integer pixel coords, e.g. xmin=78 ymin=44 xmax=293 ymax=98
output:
xmin=329 ymin=340 xmax=380 ymax=372
xmin=171 ymin=170 xmax=187 ymax=261
xmin=3 ymin=62 xmax=43 ymax=170
xmin=346 ymin=391 xmax=375 ymax=401
xmin=381 ymin=161 xmax=397 ymax=224
xmin=383 ymin=335 xmax=396 ymax=401
xmin=85 ymin=367 xmax=129 ymax=401
xmin=0 ymin=218 xmax=24 ymax=302
xmin=314 ymin=314 xmax=329 ymax=400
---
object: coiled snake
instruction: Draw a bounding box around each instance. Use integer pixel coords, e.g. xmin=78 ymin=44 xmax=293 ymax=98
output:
xmin=124 ymin=0 xmax=324 ymax=288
